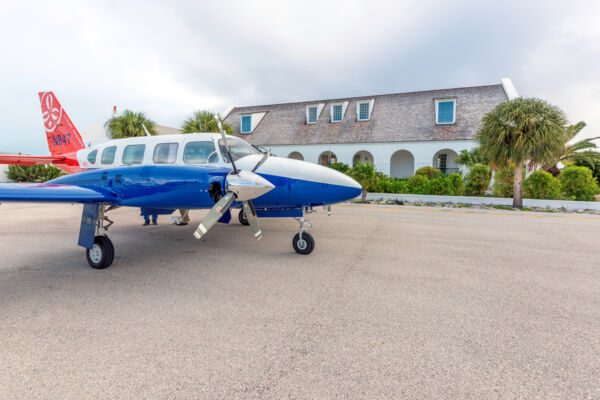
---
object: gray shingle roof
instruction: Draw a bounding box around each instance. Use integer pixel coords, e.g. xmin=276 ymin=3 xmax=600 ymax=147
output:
xmin=224 ymin=84 xmax=508 ymax=145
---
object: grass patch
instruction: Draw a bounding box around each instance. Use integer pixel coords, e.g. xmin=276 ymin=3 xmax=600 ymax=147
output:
xmin=492 ymin=205 xmax=515 ymax=211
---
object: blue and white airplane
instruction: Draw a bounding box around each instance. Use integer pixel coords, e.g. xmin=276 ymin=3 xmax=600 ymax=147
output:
xmin=0 ymin=92 xmax=362 ymax=269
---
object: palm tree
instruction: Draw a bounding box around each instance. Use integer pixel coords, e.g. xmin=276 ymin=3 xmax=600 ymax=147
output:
xmin=182 ymin=110 xmax=233 ymax=134
xmin=455 ymin=147 xmax=488 ymax=168
xmin=477 ymin=97 xmax=567 ymax=208
xmin=545 ymin=122 xmax=600 ymax=172
xmin=105 ymin=110 xmax=156 ymax=139
xmin=350 ymin=162 xmax=379 ymax=202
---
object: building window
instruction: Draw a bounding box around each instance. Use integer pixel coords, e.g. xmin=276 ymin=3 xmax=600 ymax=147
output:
xmin=101 ymin=146 xmax=117 ymax=165
xmin=358 ymin=102 xmax=370 ymax=121
xmin=87 ymin=149 xmax=97 ymax=164
xmin=307 ymin=106 xmax=318 ymax=124
xmin=331 ymin=104 xmax=343 ymax=122
xmin=122 ymin=144 xmax=146 ymax=165
xmin=153 ymin=143 xmax=179 ymax=164
xmin=241 ymin=115 xmax=252 ymax=133
xmin=319 ymin=151 xmax=337 ymax=166
xmin=438 ymin=153 xmax=447 ymax=172
xmin=436 ymin=99 xmax=455 ymax=124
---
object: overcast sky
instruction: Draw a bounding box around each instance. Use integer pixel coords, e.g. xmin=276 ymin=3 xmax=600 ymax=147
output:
xmin=1 ymin=0 xmax=599 ymax=154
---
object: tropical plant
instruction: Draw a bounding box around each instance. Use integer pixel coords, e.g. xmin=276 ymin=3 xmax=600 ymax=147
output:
xmin=464 ymin=164 xmax=491 ymax=195
xmin=105 ymin=110 xmax=157 ymax=139
xmin=330 ymin=162 xmax=351 ymax=174
xmin=6 ymin=164 xmax=65 ymax=182
xmin=456 ymin=147 xmax=488 ymax=168
xmin=415 ymin=166 xmax=441 ymax=178
xmin=492 ymin=167 xmax=515 ymax=198
xmin=558 ymin=165 xmax=600 ymax=201
xmin=545 ymin=122 xmax=600 ymax=171
xmin=407 ymin=174 xmax=429 ymax=194
xmin=349 ymin=162 xmax=379 ymax=202
xmin=446 ymin=173 xmax=465 ymax=196
xmin=477 ymin=97 xmax=567 ymax=207
xmin=181 ymin=110 xmax=233 ymax=134
xmin=523 ymin=170 xmax=562 ymax=200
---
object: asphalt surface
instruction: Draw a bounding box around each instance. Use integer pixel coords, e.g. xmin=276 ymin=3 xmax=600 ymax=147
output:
xmin=1 ymin=202 xmax=599 ymax=399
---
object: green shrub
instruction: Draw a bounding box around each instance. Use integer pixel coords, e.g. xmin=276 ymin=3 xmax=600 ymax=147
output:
xmin=492 ymin=167 xmax=514 ymax=198
xmin=407 ymin=174 xmax=429 ymax=194
xmin=6 ymin=164 xmax=66 ymax=182
xmin=465 ymin=164 xmax=490 ymax=195
xmin=559 ymin=166 xmax=600 ymax=201
xmin=415 ymin=166 xmax=441 ymax=178
xmin=446 ymin=173 xmax=465 ymax=196
xmin=523 ymin=170 xmax=562 ymax=199
xmin=426 ymin=175 xmax=449 ymax=195
xmin=330 ymin=162 xmax=350 ymax=174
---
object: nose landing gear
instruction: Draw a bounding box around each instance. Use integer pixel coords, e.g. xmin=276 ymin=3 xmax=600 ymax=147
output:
xmin=293 ymin=217 xmax=314 ymax=255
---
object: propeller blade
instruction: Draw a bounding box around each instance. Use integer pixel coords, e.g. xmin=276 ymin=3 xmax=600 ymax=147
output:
xmin=242 ymin=200 xmax=262 ymax=240
xmin=251 ymin=151 xmax=269 ymax=172
xmin=193 ymin=192 xmax=236 ymax=239
xmin=215 ymin=115 xmax=238 ymax=174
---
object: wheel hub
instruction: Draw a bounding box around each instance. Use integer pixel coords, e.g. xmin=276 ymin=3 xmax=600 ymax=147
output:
xmin=89 ymin=244 xmax=102 ymax=264
xmin=296 ymin=239 xmax=307 ymax=250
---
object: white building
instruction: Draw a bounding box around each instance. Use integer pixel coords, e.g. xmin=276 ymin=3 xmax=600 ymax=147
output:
xmin=224 ymin=79 xmax=518 ymax=177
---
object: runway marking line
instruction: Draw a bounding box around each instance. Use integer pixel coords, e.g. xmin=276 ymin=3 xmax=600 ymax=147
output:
xmin=338 ymin=204 xmax=600 ymax=221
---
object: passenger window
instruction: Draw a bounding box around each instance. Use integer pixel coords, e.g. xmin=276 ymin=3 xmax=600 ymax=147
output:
xmin=153 ymin=143 xmax=179 ymax=164
xmin=87 ymin=149 xmax=98 ymax=164
xmin=122 ymin=144 xmax=146 ymax=165
xmin=101 ymin=146 xmax=117 ymax=164
xmin=183 ymin=141 xmax=218 ymax=164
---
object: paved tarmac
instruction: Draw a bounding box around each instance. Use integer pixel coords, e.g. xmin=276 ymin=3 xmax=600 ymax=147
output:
xmin=1 ymin=202 xmax=599 ymax=399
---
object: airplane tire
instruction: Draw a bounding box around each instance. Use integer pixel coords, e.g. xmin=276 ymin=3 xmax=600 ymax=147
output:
xmin=86 ymin=236 xmax=115 ymax=269
xmin=293 ymin=232 xmax=314 ymax=255
xmin=238 ymin=210 xmax=249 ymax=225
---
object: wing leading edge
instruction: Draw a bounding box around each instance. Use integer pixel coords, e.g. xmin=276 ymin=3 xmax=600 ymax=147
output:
xmin=0 ymin=154 xmax=66 ymax=165
xmin=0 ymin=183 xmax=116 ymax=203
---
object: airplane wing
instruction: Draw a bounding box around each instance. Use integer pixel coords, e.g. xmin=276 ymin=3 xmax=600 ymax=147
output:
xmin=0 ymin=183 xmax=116 ymax=203
xmin=0 ymin=154 xmax=66 ymax=165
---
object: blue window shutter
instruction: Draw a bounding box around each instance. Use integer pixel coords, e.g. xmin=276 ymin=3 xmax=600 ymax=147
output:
xmin=241 ymin=115 xmax=252 ymax=133
xmin=437 ymin=101 xmax=454 ymax=124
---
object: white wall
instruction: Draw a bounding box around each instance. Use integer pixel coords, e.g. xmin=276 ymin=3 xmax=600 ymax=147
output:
xmin=265 ymin=140 xmax=477 ymax=176
xmin=0 ymin=164 xmax=11 ymax=182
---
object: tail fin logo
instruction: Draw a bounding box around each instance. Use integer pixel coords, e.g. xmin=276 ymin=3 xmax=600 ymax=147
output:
xmin=41 ymin=92 xmax=62 ymax=133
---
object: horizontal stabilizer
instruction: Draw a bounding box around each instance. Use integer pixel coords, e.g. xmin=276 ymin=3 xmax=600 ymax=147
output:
xmin=0 ymin=183 xmax=115 ymax=203
xmin=0 ymin=154 xmax=65 ymax=166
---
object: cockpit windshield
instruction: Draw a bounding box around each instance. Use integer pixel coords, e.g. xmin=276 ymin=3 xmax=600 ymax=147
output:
xmin=218 ymin=137 xmax=261 ymax=162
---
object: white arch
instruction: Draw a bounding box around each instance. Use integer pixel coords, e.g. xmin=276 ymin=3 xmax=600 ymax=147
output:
xmin=432 ymin=149 xmax=459 ymax=174
xmin=390 ymin=150 xmax=414 ymax=178
xmin=352 ymin=150 xmax=374 ymax=166
xmin=318 ymin=151 xmax=337 ymax=166
xmin=288 ymin=151 xmax=304 ymax=161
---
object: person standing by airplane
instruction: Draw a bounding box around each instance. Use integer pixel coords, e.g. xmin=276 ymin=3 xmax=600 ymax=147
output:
xmin=141 ymin=207 xmax=158 ymax=225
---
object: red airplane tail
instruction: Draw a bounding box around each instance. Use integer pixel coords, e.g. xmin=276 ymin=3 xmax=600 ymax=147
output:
xmin=38 ymin=91 xmax=86 ymax=156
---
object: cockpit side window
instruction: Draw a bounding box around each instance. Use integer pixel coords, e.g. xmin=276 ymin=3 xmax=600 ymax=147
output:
xmin=87 ymin=149 xmax=98 ymax=164
xmin=183 ymin=141 xmax=218 ymax=164
xmin=101 ymin=146 xmax=117 ymax=164
xmin=153 ymin=143 xmax=179 ymax=164
xmin=218 ymin=137 xmax=261 ymax=162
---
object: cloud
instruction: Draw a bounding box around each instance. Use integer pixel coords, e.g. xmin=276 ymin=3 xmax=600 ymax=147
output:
xmin=0 ymin=0 xmax=599 ymax=154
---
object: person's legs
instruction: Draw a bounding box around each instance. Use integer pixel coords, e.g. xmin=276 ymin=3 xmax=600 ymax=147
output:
xmin=143 ymin=214 xmax=150 ymax=225
xmin=152 ymin=213 xmax=158 ymax=225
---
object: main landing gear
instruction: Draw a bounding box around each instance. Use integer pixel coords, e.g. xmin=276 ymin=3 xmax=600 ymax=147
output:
xmin=238 ymin=209 xmax=249 ymax=225
xmin=85 ymin=205 xmax=117 ymax=269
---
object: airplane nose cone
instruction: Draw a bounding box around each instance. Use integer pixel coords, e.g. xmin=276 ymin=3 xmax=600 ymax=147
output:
xmin=226 ymin=170 xmax=275 ymax=201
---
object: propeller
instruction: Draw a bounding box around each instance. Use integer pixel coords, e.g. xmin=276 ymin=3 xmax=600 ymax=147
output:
xmin=193 ymin=116 xmax=274 ymax=241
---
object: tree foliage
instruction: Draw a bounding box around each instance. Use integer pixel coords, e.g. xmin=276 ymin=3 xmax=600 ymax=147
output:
xmin=465 ymin=164 xmax=491 ymax=196
xmin=6 ymin=164 xmax=65 ymax=182
xmin=349 ymin=162 xmax=379 ymax=201
xmin=559 ymin=165 xmax=600 ymax=201
xmin=477 ymin=97 xmax=567 ymax=207
xmin=105 ymin=110 xmax=157 ymax=139
xmin=545 ymin=121 xmax=600 ymax=169
xmin=181 ymin=110 xmax=233 ymax=134
xmin=456 ymin=147 xmax=488 ymax=168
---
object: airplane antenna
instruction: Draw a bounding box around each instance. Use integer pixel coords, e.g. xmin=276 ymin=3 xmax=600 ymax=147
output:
xmin=215 ymin=116 xmax=238 ymax=174
xmin=142 ymin=124 xmax=152 ymax=137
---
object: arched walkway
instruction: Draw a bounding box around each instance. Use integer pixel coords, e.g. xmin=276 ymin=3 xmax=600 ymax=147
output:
xmin=352 ymin=150 xmax=374 ymax=166
xmin=288 ymin=151 xmax=304 ymax=161
xmin=432 ymin=149 xmax=459 ymax=174
xmin=318 ymin=151 xmax=337 ymax=166
xmin=390 ymin=150 xmax=414 ymax=178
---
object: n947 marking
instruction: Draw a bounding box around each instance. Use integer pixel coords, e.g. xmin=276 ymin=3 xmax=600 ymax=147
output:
xmin=52 ymin=133 xmax=70 ymax=146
